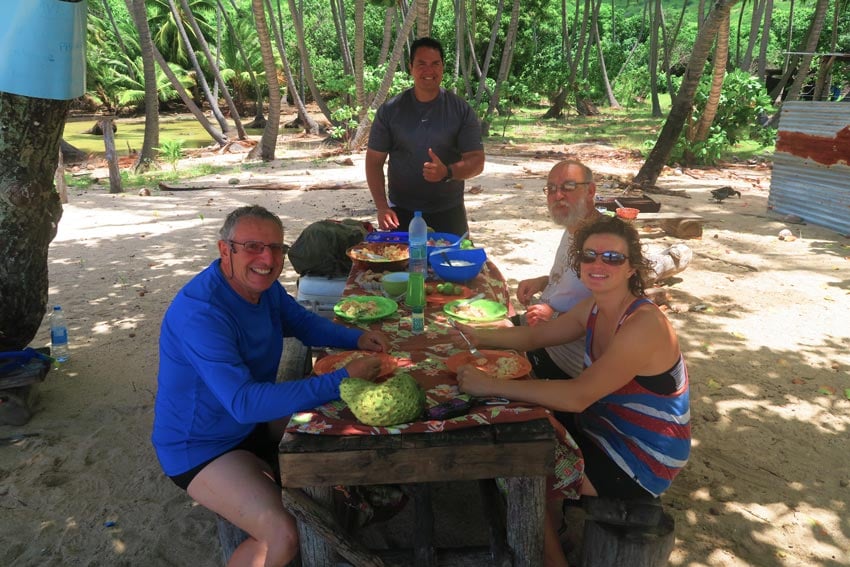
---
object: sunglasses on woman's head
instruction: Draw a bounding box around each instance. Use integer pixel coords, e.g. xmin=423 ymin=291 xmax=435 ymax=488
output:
xmin=580 ymin=249 xmax=629 ymax=266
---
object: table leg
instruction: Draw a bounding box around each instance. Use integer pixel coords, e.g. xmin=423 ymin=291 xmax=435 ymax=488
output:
xmin=293 ymin=486 xmax=338 ymax=566
xmin=504 ymin=476 xmax=546 ymax=567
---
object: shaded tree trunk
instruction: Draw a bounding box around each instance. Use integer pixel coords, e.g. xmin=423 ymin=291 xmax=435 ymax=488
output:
xmin=217 ymin=0 xmax=266 ymax=121
xmin=287 ymin=0 xmax=334 ymax=123
xmin=153 ymin=46 xmax=227 ymax=146
xmin=692 ymin=8 xmax=730 ymax=142
xmin=167 ymin=0 xmax=231 ymax=135
xmin=348 ymin=0 xmax=420 ymax=149
xmin=250 ymin=0 xmax=281 ymax=161
xmin=126 ymin=0 xmax=159 ymax=173
xmin=648 ymin=0 xmax=663 ymax=117
xmin=474 ymin=0 xmax=505 ymax=108
xmin=592 ymin=0 xmax=620 ymax=109
xmin=268 ymin=0 xmax=319 ymax=134
xmin=634 ymin=0 xmax=739 ymax=187
xmin=0 ymin=93 xmax=69 ymax=351
xmin=756 ymin=0 xmax=773 ymax=81
xmin=485 ymin=0 xmax=521 ymax=120
xmin=783 ymin=0 xmax=829 ymax=103
xmin=178 ymin=0 xmax=247 ymax=139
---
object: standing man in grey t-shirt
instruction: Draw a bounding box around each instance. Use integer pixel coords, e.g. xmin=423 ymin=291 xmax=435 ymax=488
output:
xmin=366 ymin=37 xmax=485 ymax=236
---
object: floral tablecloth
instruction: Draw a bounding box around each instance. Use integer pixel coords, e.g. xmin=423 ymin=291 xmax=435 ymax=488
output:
xmin=286 ymin=259 xmax=584 ymax=499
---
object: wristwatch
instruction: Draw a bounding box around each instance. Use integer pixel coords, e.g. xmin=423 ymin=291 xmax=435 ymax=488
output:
xmin=443 ymin=164 xmax=454 ymax=182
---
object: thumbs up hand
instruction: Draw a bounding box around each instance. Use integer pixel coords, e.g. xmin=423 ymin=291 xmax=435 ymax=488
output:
xmin=423 ymin=148 xmax=450 ymax=182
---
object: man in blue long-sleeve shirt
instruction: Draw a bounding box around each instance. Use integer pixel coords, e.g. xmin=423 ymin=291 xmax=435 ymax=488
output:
xmin=152 ymin=205 xmax=389 ymax=566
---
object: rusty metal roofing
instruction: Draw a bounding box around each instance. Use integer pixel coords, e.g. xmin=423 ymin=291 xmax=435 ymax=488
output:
xmin=769 ymin=101 xmax=850 ymax=236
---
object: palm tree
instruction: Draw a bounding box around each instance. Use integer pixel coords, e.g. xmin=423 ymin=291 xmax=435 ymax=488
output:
xmin=690 ymin=6 xmax=731 ymax=145
xmin=126 ymin=0 xmax=160 ymax=173
xmin=250 ymin=0 xmax=280 ymax=160
xmin=287 ymin=0 xmax=334 ymax=124
xmin=634 ymin=0 xmax=740 ymax=187
xmin=348 ymin=0 xmax=421 ymax=149
xmin=267 ymin=0 xmax=321 ymax=134
xmin=178 ymin=0 xmax=247 ymax=138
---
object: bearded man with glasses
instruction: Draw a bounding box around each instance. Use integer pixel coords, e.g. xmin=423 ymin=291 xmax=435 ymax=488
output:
xmin=513 ymin=160 xmax=602 ymax=381
xmin=152 ymin=205 xmax=390 ymax=567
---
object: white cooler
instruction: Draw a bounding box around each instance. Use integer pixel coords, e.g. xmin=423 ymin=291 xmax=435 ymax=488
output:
xmin=296 ymin=275 xmax=347 ymax=318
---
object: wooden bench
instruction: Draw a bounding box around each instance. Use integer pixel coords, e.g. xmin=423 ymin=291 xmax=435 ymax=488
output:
xmin=633 ymin=212 xmax=705 ymax=239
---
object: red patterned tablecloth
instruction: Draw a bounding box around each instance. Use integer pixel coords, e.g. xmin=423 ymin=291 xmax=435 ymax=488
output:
xmin=285 ymin=258 xmax=585 ymax=498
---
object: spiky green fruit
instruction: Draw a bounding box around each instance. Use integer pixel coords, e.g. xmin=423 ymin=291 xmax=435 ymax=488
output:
xmin=340 ymin=373 xmax=425 ymax=426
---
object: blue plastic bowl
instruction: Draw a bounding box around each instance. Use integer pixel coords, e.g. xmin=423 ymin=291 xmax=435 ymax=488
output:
xmin=430 ymin=247 xmax=487 ymax=283
xmin=426 ymin=232 xmax=461 ymax=257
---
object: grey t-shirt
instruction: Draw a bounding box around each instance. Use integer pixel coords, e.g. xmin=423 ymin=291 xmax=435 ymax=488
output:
xmin=368 ymin=88 xmax=483 ymax=212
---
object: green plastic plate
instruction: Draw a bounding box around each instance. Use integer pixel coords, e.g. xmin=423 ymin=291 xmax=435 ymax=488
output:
xmin=334 ymin=295 xmax=398 ymax=322
xmin=443 ymin=299 xmax=508 ymax=322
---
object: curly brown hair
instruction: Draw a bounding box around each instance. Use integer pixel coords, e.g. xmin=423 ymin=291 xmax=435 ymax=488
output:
xmin=568 ymin=215 xmax=651 ymax=297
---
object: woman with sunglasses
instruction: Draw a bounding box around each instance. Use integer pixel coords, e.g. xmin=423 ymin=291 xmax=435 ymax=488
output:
xmin=453 ymin=215 xmax=690 ymax=567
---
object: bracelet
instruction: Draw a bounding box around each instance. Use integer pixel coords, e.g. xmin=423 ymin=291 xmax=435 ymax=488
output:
xmin=443 ymin=164 xmax=454 ymax=182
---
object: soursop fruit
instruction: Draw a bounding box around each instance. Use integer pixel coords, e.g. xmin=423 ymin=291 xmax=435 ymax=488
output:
xmin=340 ymin=373 xmax=425 ymax=426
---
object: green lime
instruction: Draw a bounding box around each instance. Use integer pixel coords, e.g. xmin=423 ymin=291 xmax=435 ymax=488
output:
xmin=460 ymin=239 xmax=473 ymax=249
xmin=453 ymin=285 xmax=463 ymax=295
xmin=425 ymin=284 xmax=436 ymax=294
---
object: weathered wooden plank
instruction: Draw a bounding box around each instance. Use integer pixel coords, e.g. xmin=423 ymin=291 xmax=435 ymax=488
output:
xmin=477 ymin=479 xmax=513 ymax=567
xmin=504 ymin=476 xmax=546 ymax=567
xmin=410 ymin=484 xmax=437 ymax=567
xmin=283 ymin=487 xmax=383 ymax=567
xmin=280 ymin=439 xmax=554 ymax=487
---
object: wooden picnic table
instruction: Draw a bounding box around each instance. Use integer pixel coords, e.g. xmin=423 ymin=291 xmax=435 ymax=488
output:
xmin=280 ymin=256 xmax=585 ymax=566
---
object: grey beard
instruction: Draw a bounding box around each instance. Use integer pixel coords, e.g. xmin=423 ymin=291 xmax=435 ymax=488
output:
xmin=553 ymin=198 xmax=590 ymax=231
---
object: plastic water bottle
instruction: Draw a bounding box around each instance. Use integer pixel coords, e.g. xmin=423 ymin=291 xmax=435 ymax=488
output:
xmin=407 ymin=272 xmax=426 ymax=335
xmin=408 ymin=211 xmax=428 ymax=275
xmin=50 ymin=305 xmax=70 ymax=362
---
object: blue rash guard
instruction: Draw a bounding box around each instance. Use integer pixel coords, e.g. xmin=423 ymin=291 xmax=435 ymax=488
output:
xmin=151 ymin=260 xmax=363 ymax=476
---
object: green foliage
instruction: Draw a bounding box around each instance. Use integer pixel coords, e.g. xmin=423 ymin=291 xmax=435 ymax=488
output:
xmin=665 ymin=69 xmax=776 ymax=165
xmin=156 ymin=139 xmax=186 ymax=171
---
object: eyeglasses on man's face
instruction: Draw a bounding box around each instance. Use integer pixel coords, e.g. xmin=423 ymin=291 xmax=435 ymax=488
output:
xmin=580 ymin=249 xmax=629 ymax=266
xmin=229 ymin=240 xmax=289 ymax=255
xmin=543 ymin=181 xmax=590 ymax=196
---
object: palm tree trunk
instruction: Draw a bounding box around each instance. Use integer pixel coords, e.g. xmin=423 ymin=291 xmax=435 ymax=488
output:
xmin=166 ymin=0 xmax=231 ymax=134
xmin=634 ymin=0 xmax=740 ymax=187
xmin=250 ymin=0 xmax=281 ymax=161
xmin=348 ymin=0 xmax=420 ymax=150
xmin=741 ymin=0 xmax=765 ymax=71
xmin=648 ymin=0 xmax=662 ymax=117
xmin=474 ymin=0 xmax=506 ymax=107
xmin=178 ymin=0 xmax=247 ymax=139
xmin=217 ymin=0 xmax=266 ymax=120
xmin=693 ymin=7 xmax=730 ymax=142
xmin=485 ymin=0 xmax=521 ymax=119
xmin=416 ymin=0 xmax=430 ymax=38
xmin=0 ymin=94 xmax=68 ymax=350
xmin=103 ymin=0 xmax=138 ymax=83
xmin=125 ymin=0 xmax=160 ymax=173
xmin=287 ymin=0 xmax=334 ymax=123
xmin=354 ymin=0 xmax=366 ymax=113
xmin=783 ymin=0 xmax=829 ymax=103
xmin=152 ymin=46 xmax=228 ymax=146
xmin=378 ymin=6 xmax=395 ymax=67
xmin=756 ymin=0 xmax=773 ymax=81
xmin=268 ymin=0 xmax=320 ymax=134
xmin=592 ymin=0 xmax=620 ymax=108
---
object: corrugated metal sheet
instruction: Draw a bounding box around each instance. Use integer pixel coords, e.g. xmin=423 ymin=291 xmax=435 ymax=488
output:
xmin=769 ymin=101 xmax=850 ymax=236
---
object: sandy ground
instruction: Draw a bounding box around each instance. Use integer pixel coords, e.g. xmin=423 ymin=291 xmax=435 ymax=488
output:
xmin=2 ymin=135 xmax=849 ymax=567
